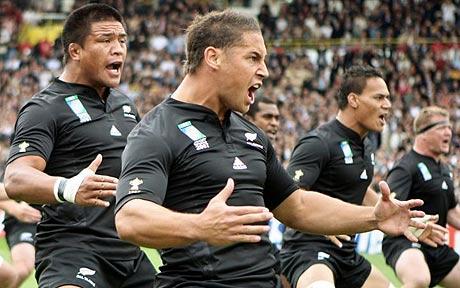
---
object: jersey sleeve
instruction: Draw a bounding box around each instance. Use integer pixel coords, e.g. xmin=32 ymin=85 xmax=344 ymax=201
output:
xmin=263 ymin=141 xmax=298 ymax=210
xmin=8 ymin=100 xmax=57 ymax=164
xmin=386 ymin=164 xmax=412 ymax=200
xmin=286 ymin=135 xmax=329 ymax=189
xmin=115 ymin=123 xmax=174 ymax=212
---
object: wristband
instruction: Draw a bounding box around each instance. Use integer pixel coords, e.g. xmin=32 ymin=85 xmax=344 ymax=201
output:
xmin=53 ymin=168 xmax=95 ymax=203
xmin=53 ymin=177 xmax=65 ymax=203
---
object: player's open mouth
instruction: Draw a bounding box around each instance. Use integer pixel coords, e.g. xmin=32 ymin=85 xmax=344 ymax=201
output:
xmin=379 ymin=114 xmax=387 ymax=125
xmin=106 ymin=61 xmax=122 ymax=74
xmin=248 ymin=83 xmax=261 ymax=104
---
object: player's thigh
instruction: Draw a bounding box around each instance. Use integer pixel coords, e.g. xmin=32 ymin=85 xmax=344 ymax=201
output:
xmin=10 ymin=243 xmax=35 ymax=268
xmin=361 ymin=264 xmax=390 ymax=288
xmin=297 ymin=263 xmax=334 ymax=288
xmin=439 ymin=258 xmax=460 ymax=288
xmin=395 ymin=248 xmax=430 ymax=286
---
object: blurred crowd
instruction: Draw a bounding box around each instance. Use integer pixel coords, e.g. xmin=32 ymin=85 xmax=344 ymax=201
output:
xmin=0 ymin=0 xmax=459 ymax=188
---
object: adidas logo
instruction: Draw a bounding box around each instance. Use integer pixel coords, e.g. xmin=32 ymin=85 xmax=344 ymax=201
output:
xmin=233 ymin=157 xmax=247 ymax=170
xmin=110 ymin=125 xmax=122 ymax=136
xmin=442 ymin=181 xmax=448 ymax=190
xmin=360 ymin=169 xmax=368 ymax=180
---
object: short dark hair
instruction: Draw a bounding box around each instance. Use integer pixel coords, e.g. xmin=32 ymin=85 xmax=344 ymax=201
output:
xmin=183 ymin=9 xmax=261 ymax=75
xmin=336 ymin=65 xmax=383 ymax=110
xmin=61 ymin=3 xmax=126 ymax=64
xmin=246 ymin=95 xmax=277 ymax=118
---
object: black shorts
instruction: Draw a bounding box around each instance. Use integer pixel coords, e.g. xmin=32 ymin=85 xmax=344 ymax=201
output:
xmin=35 ymin=248 xmax=156 ymax=288
xmin=3 ymin=216 xmax=36 ymax=248
xmin=280 ymin=244 xmax=371 ymax=288
xmin=382 ymin=236 xmax=459 ymax=288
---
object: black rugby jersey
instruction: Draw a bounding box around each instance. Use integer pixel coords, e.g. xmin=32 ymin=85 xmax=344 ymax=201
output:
xmin=8 ymin=78 xmax=141 ymax=260
xmin=387 ymin=150 xmax=456 ymax=228
xmin=116 ymin=97 xmax=297 ymax=287
xmin=283 ymin=119 xmax=375 ymax=252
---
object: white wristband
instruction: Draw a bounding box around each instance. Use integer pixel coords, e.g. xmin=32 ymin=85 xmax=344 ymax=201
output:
xmin=62 ymin=168 xmax=95 ymax=203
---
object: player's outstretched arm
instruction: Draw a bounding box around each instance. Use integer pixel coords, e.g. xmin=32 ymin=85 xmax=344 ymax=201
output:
xmin=116 ymin=178 xmax=272 ymax=249
xmin=5 ymin=154 xmax=117 ymax=207
xmin=273 ymin=181 xmax=425 ymax=237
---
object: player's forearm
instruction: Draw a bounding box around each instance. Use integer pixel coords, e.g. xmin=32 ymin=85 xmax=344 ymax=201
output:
xmin=362 ymin=187 xmax=379 ymax=206
xmin=447 ymin=205 xmax=460 ymax=230
xmin=4 ymin=163 xmax=59 ymax=204
xmin=116 ymin=199 xmax=202 ymax=249
xmin=274 ymin=189 xmax=377 ymax=235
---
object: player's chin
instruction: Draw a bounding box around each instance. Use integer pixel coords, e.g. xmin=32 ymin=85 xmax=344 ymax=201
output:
xmin=239 ymin=104 xmax=251 ymax=114
xmin=105 ymin=78 xmax=122 ymax=88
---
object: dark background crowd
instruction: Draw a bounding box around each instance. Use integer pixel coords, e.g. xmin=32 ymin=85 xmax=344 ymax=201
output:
xmin=0 ymin=0 xmax=459 ymax=189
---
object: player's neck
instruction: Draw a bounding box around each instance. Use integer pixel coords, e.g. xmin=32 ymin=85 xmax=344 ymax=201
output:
xmin=413 ymin=139 xmax=441 ymax=162
xmin=173 ymin=74 xmax=228 ymax=122
xmin=336 ymin=110 xmax=368 ymax=139
xmin=59 ymin=65 xmax=106 ymax=100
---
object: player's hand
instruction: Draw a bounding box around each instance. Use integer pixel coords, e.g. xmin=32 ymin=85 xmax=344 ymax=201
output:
xmin=325 ymin=234 xmax=351 ymax=248
xmin=374 ymin=181 xmax=425 ymax=242
xmin=198 ymin=178 xmax=273 ymax=246
xmin=8 ymin=201 xmax=41 ymax=223
xmin=74 ymin=154 xmax=118 ymax=207
xmin=411 ymin=214 xmax=448 ymax=247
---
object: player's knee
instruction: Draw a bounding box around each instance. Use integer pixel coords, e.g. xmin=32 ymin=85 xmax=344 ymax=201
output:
xmin=13 ymin=260 xmax=34 ymax=282
xmin=15 ymin=266 xmax=32 ymax=284
xmin=0 ymin=271 xmax=18 ymax=288
xmin=306 ymin=280 xmax=335 ymax=288
xmin=403 ymin=275 xmax=430 ymax=288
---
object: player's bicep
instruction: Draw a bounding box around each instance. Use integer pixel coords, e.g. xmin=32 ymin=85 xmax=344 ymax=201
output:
xmin=7 ymin=155 xmax=47 ymax=172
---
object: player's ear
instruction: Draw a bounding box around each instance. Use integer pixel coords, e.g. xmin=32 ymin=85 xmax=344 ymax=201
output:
xmin=203 ymin=46 xmax=221 ymax=70
xmin=68 ymin=43 xmax=82 ymax=61
xmin=348 ymin=93 xmax=359 ymax=109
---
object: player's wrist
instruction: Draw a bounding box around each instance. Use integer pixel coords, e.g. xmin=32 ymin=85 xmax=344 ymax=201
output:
xmin=192 ymin=213 xmax=209 ymax=243
xmin=53 ymin=168 xmax=94 ymax=204
xmin=53 ymin=177 xmax=66 ymax=203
